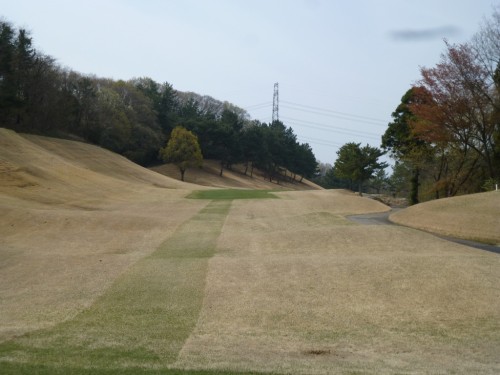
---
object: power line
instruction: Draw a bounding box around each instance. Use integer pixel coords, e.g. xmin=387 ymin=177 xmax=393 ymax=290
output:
xmin=282 ymin=116 xmax=380 ymax=140
xmin=281 ymin=100 xmax=387 ymax=125
xmin=297 ymin=135 xmax=343 ymax=148
xmin=281 ymin=104 xmax=387 ymax=127
xmin=244 ymin=102 xmax=272 ymax=110
xmin=245 ymin=102 xmax=388 ymax=129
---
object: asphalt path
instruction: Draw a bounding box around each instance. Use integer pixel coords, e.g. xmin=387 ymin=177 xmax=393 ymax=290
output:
xmin=347 ymin=209 xmax=500 ymax=255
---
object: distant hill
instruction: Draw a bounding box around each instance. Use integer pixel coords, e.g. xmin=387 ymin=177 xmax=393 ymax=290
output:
xmin=390 ymin=191 xmax=500 ymax=245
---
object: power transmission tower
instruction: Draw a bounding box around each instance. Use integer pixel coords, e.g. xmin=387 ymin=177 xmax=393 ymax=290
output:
xmin=272 ymin=82 xmax=279 ymax=123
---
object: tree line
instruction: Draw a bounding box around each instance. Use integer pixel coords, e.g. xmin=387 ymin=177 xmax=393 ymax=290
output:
xmin=316 ymin=8 xmax=500 ymax=202
xmin=381 ymin=8 xmax=500 ymax=202
xmin=0 ymin=19 xmax=317 ymax=182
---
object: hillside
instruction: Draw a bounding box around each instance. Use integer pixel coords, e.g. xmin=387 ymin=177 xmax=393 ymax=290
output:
xmin=390 ymin=191 xmax=500 ymax=245
xmin=0 ymin=128 xmax=197 ymax=203
xmin=150 ymin=160 xmax=322 ymax=190
xmin=0 ymin=128 xmax=208 ymax=340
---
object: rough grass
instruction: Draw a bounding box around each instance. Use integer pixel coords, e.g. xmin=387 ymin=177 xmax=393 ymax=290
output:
xmin=0 ymin=200 xmax=231 ymax=370
xmin=187 ymin=189 xmax=279 ymax=200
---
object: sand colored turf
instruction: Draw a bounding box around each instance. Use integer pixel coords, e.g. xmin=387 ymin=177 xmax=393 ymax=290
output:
xmin=390 ymin=191 xmax=500 ymax=245
xmin=173 ymin=190 xmax=500 ymax=374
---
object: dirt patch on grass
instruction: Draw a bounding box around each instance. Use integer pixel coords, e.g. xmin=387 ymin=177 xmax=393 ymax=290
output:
xmin=304 ymin=349 xmax=332 ymax=356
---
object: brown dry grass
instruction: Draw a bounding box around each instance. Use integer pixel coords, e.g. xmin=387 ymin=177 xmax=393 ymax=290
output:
xmin=0 ymin=128 xmax=318 ymax=343
xmin=173 ymin=190 xmax=500 ymax=374
xmin=390 ymin=191 xmax=500 ymax=244
xmin=0 ymin=129 xmax=207 ymax=340
xmin=1 ymin=128 xmax=499 ymax=374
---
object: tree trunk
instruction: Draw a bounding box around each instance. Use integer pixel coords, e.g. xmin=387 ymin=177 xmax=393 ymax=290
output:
xmin=410 ymin=167 xmax=420 ymax=205
xmin=219 ymin=161 xmax=224 ymax=177
xmin=358 ymin=180 xmax=363 ymax=196
xmin=180 ymin=168 xmax=185 ymax=181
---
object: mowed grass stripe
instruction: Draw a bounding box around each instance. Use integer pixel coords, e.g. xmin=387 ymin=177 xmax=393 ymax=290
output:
xmin=0 ymin=361 xmax=277 ymax=375
xmin=187 ymin=189 xmax=279 ymax=200
xmin=0 ymin=200 xmax=232 ymax=371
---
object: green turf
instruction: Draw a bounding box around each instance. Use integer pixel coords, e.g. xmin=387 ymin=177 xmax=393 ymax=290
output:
xmin=187 ymin=189 xmax=279 ymax=200
xmin=0 ymin=361 xmax=279 ymax=375
xmin=0 ymin=200 xmax=233 ymax=372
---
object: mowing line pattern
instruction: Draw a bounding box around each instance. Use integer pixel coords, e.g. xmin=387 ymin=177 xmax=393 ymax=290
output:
xmin=0 ymin=200 xmax=231 ymax=371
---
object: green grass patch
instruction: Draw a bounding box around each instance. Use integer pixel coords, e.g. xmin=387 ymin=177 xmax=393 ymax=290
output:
xmin=187 ymin=189 xmax=279 ymax=200
xmin=0 ymin=201 xmax=232 ymax=371
xmin=0 ymin=361 xmax=279 ymax=375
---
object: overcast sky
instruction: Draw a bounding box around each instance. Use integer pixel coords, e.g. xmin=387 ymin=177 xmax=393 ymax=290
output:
xmin=1 ymin=0 xmax=496 ymax=165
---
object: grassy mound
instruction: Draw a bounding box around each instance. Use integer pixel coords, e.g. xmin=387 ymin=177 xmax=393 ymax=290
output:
xmin=390 ymin=191 xmax=500 ymax=244
xmin=0 ymin=128 xmax=206 ymax=342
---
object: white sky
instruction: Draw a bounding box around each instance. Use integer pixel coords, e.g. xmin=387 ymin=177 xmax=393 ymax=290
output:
xmin=1 ymin=0 xmax=496 ymax=164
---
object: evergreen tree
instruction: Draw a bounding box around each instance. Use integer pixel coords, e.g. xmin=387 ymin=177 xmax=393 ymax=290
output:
xmin=334 ymin=142 xmax=387 ymax=195
xmin=0 ymin=21 xmax=16 ymax=125
xmin=382 ymin=88 xmax=429 ymax=204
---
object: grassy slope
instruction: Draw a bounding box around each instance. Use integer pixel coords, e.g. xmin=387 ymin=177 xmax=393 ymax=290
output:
xmin=390 ymin=191 xmax=500 ymax=244
xmin=0 ymin=129 xmax=207 ymax=341
xmin=150 ymin=160 xmax=322 ymax=191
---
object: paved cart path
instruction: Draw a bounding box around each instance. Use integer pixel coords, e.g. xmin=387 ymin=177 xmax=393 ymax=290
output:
xmin=348 ymin=209 xmax=500 ymax=254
